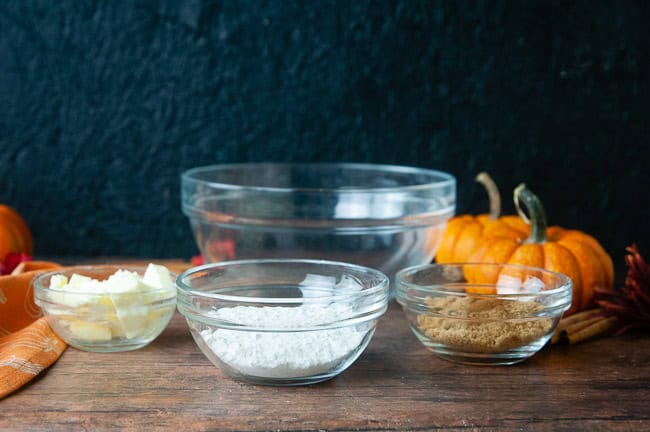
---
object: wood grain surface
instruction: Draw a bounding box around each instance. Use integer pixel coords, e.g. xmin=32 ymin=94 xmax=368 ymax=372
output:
xmin=2 ymin=261 xmax=650 ymax=431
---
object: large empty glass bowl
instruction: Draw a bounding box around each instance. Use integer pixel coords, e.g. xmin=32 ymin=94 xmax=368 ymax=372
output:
xmin=181 ymin=163 xmax=455 ymax=295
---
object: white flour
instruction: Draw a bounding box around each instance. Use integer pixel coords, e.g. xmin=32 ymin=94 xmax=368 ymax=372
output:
xmin=200 ymin=303 xmax=366 ymax=379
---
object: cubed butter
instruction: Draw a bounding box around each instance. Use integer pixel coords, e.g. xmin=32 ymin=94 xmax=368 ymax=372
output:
xmin=47 ymin=263 xmax=174 ymax=343
xmin=69 ymin=320 xmax=112 ymax=341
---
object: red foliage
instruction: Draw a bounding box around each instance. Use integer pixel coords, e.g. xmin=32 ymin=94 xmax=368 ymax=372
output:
xmin=595 ymin=245 xmax=650 ymax=335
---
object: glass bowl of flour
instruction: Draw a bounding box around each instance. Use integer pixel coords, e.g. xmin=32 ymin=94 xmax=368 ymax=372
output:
xmin=176 ymin=259 xmax=389 ymax=386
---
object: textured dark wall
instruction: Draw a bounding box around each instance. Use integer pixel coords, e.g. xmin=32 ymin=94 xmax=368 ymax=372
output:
xmin=0 ymin=0 xmax=648 ymax=261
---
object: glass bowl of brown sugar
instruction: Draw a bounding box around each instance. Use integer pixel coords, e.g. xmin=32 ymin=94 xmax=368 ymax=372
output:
xmin=396 ymin=263 xmax=573 ymax=366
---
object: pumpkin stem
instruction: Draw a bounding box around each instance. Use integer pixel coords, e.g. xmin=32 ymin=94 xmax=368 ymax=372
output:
xmin=514 ymin=183 xmax=548 ymax=244
xmin=475 ymin=172 xmax=500 ymax=220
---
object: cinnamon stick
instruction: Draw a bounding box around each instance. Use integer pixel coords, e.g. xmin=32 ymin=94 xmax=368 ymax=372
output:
xmin=551 ymin=309 xmax=605 ymax=344
xmin=567 ymin=316 xmax=618 ymax=344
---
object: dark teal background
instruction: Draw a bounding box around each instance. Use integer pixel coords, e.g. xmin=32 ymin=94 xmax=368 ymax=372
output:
xmin=0 ymin=0 xmax=648 ymax=261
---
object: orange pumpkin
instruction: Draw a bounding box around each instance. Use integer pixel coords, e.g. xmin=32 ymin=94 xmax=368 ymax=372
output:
xmin=437 ymin=172 xmax=529 ymax=263
xmin=0 ymin=204 xmax=33 ymax=258
xmin=466 ymin=184 xmax=614 ymax=315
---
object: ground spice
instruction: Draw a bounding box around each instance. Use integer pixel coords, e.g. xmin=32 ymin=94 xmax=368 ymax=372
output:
xmin=417 ymin=296 xmax=553 ymax=353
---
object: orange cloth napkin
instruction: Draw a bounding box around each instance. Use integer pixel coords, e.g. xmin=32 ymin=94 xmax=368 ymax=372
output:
xmin=0 ymin=261 xmax=66 ymax=399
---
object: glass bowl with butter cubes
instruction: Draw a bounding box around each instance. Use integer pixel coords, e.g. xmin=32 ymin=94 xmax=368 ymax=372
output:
xmin=33 ymin=264 xmax=176 ymax=352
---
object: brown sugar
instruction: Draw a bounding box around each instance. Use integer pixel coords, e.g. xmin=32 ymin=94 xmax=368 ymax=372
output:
xmin=416 ymin=296 xmax=553 ymax=353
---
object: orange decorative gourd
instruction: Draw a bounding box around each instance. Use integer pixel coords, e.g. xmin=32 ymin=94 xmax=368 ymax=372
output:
xmin=436 ymin=173 xmax=529 ymax=263
xmin=0 ymin=205 xmax=33 ymax=258
xmin=466 ymin=184 xmax=614 ymax=315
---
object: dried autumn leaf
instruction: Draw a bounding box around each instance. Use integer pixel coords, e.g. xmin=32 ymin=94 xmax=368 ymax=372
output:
xmin=595 ymin=244 xmax=650 ymax=335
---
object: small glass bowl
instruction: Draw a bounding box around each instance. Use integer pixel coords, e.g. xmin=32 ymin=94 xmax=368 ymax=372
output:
xmin=176 ymin=259 xmax=389 ymax=386
xmin=396 ymin=263 xmax=572 ymax=366
xmin=33 ymin=265 xmax=176 ymax=352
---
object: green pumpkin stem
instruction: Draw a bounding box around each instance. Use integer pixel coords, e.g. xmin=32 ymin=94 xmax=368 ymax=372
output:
xmin=475 ymin=172 xmax=501 ymax=220
xmin=514 ymin=183 xmax=548 ymax=244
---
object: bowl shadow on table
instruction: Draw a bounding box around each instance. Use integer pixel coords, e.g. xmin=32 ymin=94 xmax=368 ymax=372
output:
xmin=141 ymin=314 xmax=209 ymax=361
xmin=310 ymin=314 xmax=431 ymax=387
xmin=315 ymin=345 xmax=493 ymax=392
xmin=328 ymin=310 xmax=569 ymax=390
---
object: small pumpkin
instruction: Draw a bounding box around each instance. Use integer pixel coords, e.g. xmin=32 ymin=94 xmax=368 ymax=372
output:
xmin=0 ymin=204 xmax=33 ymax=258
xmin=466 ymin=184 xmax=614 ymax=315
xmin=436 ymin=172 xmax=529 ymax=263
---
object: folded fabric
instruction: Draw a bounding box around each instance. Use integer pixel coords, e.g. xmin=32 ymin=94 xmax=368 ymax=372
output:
xmin=0 ymin=261 xmax=66 ymax=399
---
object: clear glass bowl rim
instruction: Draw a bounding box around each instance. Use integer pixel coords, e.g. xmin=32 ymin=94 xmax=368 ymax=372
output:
xmin=396 ymin=262 xmax=573 ymax=299
xmin=177 ymin=259 xmax=390 ymax=332
xmin=32 ymin=264 xmax=177 ymax=297
xmin=176 ymin=258 xmax=390 ymax=304
xmin=181 ymin=162 xmax=456 ymax=194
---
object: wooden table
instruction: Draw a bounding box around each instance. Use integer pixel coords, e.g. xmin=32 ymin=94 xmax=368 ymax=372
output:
xmin=2 ymin=261 xmax=650 ymax=431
